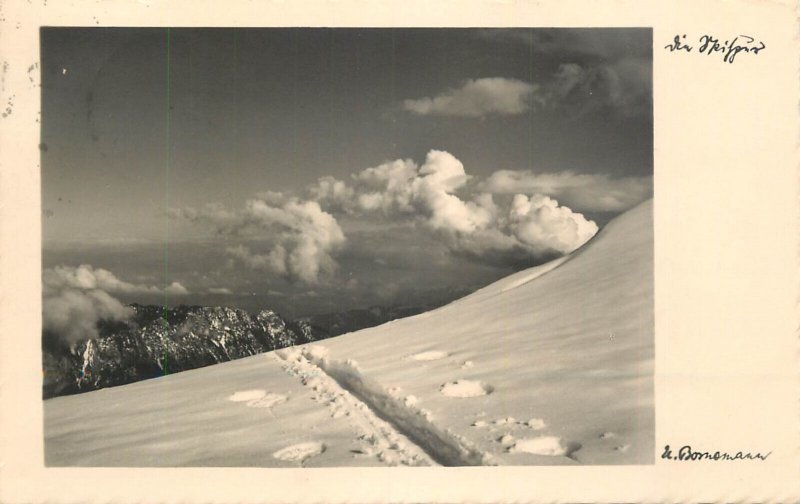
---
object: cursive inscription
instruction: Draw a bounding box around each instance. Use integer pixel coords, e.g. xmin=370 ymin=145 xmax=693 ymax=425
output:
xmin=665 ymin=34 xmax=765 ymax=64
xmin=662 ymin=444 xmax=772 ymax=461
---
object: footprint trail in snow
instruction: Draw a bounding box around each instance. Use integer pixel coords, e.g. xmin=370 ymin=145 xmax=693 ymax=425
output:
xmin=275 ymin=348 xmax=433 ymax=467
xmin=276 ymin=346 xmax=495 ymax=467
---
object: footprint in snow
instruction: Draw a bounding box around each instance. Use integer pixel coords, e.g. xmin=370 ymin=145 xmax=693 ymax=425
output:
xmin=228 ymin=389 xmax=267 ymax=402
xmin=493 ymin=417 xmax=516 ymax=425
xmin=508 ymin=436 xmax=582 ymax=458
xmin=247 ymin=393 xmax=288 ymax=408
xmin=408 ymin=350 xmax=449 ymax=361
xmin=440 ymin=380 xmax=493 ymax=398
xmin=403 ymin=395 xmax=419 ymax=407
xmin=525 ymin=418 xmax=547 ymax=430
xmin=272 ymin=442 xmax=326 ymax=463
xmin=228 ymin=389 xmax=288 ymax=409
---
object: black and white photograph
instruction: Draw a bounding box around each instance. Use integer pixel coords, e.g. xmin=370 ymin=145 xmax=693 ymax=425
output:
xmin=40 ymin=27 xmax=654 ymax=467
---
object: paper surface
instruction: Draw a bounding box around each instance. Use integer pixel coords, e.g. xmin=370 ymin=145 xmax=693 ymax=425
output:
xmin=1 ymin=0 xmax=798 ymax=502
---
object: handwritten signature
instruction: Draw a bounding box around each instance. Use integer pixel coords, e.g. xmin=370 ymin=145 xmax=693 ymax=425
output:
xmin=665 ymin=34 xmax=765 ymax=64
xmin=662 ymin=444 xmax=772 ymax=461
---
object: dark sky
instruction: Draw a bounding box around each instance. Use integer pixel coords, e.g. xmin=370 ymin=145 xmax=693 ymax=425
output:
xmin=41 ymin=28 xmax=652 ymax=318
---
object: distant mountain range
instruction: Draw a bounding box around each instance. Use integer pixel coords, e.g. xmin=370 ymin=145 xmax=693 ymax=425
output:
xmin=42 ymin=302 xmax=430 ymax=399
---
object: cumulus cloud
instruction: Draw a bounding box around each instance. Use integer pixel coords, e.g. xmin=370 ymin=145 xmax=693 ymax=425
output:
xmin=311 ymin=150 xmax=490 ymax=231
xmin=508 ymin=194 xmax=598 ymax=253
xmin=310 ymin=150 xmax=598 ymax=267
xmin=207 ymin=287 xmax=233 ymax=295
xmin=403 ymin=78 xmax=536 ymax=117
xmin=437 ymin=194 xmax=598 ymax=267
xmin=173 ymin=197 xmax=345 ymax=285
xmin=481 ymin=170 xmax=652 ymax=212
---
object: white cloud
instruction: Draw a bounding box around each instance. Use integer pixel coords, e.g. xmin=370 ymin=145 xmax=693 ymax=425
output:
xmin=43 ymin=287 xmax=132 ymax=345
xmin=310 ymin=150 xmax=598 ymax=267
xmin=308 ymin=177 xmax=355 ymax=213
xmin=508 ymin=194 xmax=599 ymax=254
xmin=438 ymin=194 xmax=598 ymax=266
xmin=174 ymin=197 xmax=346 ymax=285
xmin=481 ymin=170 xmax=652 ymax=212
xmin=400 ymin=62 xmax=650 ymax=120
xmin=310 ymin=150 xmax=492 ymax=233
xmin=207 ymin=287 xmax=233 ymax=295
xmin=403 ymin=78 xmax=536 ymax=117
xmin=226 ymin=244 xmax=287 ymax=275
xmin=42 ymin=264 xmax=189 ymax=345
xmin=43 ymin=264 xmax=190 ymax=296
xmin=165 ymin=282 xmax=190 ymax=295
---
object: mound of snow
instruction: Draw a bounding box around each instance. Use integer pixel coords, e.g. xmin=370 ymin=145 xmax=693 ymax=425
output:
xmin=408 ymin=350 xmax=449 ymax=361
xmin=508 ymin=436 xmax=567 ymax=456
xmin=440 ymin=380 xmax=493 ymax=398
xmin=227 ymin=389 xmax=266 ymax=402
xmin=272 ymin=442 xmax=326 ymax=462
xmin=493 ymin=417 xmax=516 ymax=425
xmin=246 ymin=392 xmax=288 ymax=409
xmin=526 ymin=418 xmax=547 ymax=430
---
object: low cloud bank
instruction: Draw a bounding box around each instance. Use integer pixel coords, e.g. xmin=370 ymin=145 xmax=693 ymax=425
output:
xmin=481 ymin=170 xmax=652 ymax=212
xmin=42 ymin=264 xmax=189 ymax=345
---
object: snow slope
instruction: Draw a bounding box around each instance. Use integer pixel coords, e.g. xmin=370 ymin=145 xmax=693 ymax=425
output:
xmin=44 ymin=200 xmax=653 ymax=467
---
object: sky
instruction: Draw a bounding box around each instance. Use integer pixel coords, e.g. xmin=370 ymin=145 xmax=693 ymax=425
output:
xmin=41 ymin=27 xmax=652 ymax=322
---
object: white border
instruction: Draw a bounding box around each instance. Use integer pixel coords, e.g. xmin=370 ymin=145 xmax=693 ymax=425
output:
xmin=1 ymin=1 xmax=798 ymax=502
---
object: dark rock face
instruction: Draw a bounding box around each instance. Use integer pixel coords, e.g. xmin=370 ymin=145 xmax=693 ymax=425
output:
xmin=41 ymin=303 xmax=430 ymax=399
xmin=41 ymin=304 xmax=329 ymax=399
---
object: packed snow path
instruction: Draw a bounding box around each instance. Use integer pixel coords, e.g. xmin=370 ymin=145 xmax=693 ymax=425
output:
xmin=276 ymin=346 xmax=494 ymax=466
xmin=275 ymin=347 xmax=433 ymax=466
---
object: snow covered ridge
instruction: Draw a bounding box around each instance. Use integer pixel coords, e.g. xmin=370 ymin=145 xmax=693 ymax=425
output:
xmin=44 ymin=200 xmax=653 ymax=466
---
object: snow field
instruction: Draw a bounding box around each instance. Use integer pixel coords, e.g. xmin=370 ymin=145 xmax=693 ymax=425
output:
xmin=45 ymin=201 xmax=653 ymax=467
